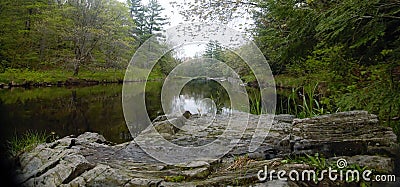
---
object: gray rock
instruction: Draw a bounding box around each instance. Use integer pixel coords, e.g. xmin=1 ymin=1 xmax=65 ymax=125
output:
xmin=77 ymin=132 xmax=106 ymax=143
xmin=180 ymin=160 xmax=210 ymax=168
xmin=182 ymin=167 xmax=210 ymax=179
xmin=291 ymin=111 xmax=398 ymax=157
xmin=152 ymin=117 xmax=186 ymax=135
xmin=153 ymin=120 xmax=179 ymax=135
xmin=274 ymin=114 xmax=295 ymax=123
xmin=124 ymin=178 xmax=162 ymax=187
xmin=14 ymin=112 xmax=399 ymax=187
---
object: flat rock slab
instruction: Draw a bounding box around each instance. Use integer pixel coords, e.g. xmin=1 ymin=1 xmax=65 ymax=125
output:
xmin=292 ymin=111 xmax=398 ymax=157
xmin=14 ymin=111 xmax=398 ymax=186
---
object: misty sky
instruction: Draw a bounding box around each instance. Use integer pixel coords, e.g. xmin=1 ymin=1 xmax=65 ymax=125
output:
xmin=118 ymin=0 xmax=252 ymax=58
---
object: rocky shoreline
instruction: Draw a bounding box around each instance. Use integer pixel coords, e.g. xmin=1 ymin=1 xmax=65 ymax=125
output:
xmin=14 ymin=111 xmax=399 ymax=186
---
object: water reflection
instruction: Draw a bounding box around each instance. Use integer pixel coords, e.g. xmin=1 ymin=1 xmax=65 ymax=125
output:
xmin=171 ymin=95 xmax=216 ymax=115
xmin=0 ymin=85 xmax=132 ymax=144
xmin=0 ymin=80 xmax=267 ymax=145
xmin=167 ymin=79 xmax=232 ymax=116
xmin=169 ymin=95 xmax=234 ymax=116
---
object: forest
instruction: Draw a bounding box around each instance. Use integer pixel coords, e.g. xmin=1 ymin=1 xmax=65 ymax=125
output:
xmin=0 ymin=0 xmax=399 ymax=136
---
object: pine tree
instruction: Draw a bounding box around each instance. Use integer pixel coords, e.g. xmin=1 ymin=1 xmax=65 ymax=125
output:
xmin=204 ymin=40 xmax=222 ymax=60
xmin=128 ymin=0 xmax=168 ymax=45
xmin=146 ymin=0 xmax=168 ymax=35
xmin=128 ymin=0 xmax=147 ymax=40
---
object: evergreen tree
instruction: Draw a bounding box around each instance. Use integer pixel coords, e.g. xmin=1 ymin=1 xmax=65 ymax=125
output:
xmin=128 ymin=0 xmax=168 ymax=45
xmin=204 ymin=40 xmax=223 ymax=60
xmin=146 ymin=0 xmax=168 ymax=35
xmin=128 ymin=0 xmax=148 ymax=43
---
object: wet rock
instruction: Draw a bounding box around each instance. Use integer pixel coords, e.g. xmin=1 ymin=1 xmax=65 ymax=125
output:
xmin=150 ymin=116 xmax=187 ymax=135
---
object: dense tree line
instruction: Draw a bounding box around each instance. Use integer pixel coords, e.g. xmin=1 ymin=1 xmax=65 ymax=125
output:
xmin=0 ymin=0 xmax=170 ymax=76
xmin=0 ymin=0 xmax=135 ymax=75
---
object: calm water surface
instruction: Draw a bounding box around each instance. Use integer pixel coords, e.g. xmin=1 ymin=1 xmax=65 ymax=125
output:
xmin=0 ymin=80 xmax=244 ymax=144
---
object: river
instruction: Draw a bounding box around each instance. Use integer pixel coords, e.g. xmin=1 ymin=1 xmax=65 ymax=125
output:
xmin=1 ymin=79 xmax=272 ymax=144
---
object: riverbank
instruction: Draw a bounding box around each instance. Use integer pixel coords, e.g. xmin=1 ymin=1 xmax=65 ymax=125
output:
xmin=0 ymin=69 xmax=325 ymax=89
xmin=0 ymin=68 xmax=164 ymax=88
xmin=11 ymin=111 xmax=399 ymax=186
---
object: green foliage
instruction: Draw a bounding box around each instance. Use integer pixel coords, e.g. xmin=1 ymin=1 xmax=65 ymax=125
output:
xmin=7 ymin=130 xmax=48 ymax=158
xmin=248 ymin=88 xmax=264 ymax=115
xmin=157 ymin=52 xmax=180 ymax=76
xmin=262 ymin=0 xmax=400 ymax=135
xmin=164 ymin=175 xmax=185 ymax=182
xmin=283 ymin=82 xmax=336 ymax=118
xmin=220 ymin=47 xmax=254 ymax=80
xmin=334 ymin=64 xmax=400 ymax=141
xmin=253 ymin=0 xmax=319 ymax=74
xmin=0 ymin=0 xmax=135 ymax=75
xmin=252 ymin=0 xmax=400 ymax=75
xmin=0 ymin=68 xmax=126 ymax=84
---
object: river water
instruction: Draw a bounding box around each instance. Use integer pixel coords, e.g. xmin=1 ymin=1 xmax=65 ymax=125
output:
xmin=0 ymin=79 xmax=266 ymax=144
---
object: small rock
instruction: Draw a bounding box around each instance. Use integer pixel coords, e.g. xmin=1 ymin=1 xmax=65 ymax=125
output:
xmin=77 ymin=132 xmax=106 ymax=143
xmin=183 ymin=111 xmax=192 ymax=119
xmin=154 ymin=121 xmax=179 ymax=135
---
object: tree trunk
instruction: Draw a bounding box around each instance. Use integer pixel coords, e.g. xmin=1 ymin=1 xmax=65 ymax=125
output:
xmin=73 ymin=61 xmax=80 ymax=76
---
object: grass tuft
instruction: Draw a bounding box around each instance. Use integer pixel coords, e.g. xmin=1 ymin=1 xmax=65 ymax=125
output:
xmin=7 ymin=130 xmax=48 ymax=158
